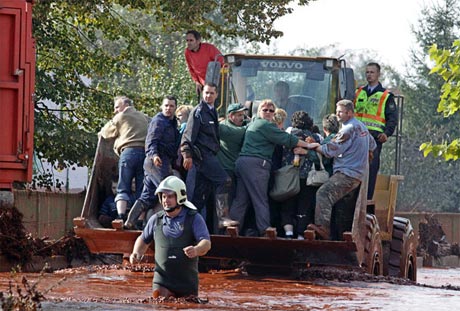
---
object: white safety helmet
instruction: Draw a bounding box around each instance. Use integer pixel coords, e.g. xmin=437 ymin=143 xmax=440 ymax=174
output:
xmin=154 ymin=176 xmax=197 ymax=210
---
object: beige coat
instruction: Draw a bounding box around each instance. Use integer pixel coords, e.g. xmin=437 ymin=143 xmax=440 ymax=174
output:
xmin=99 ymin=106 xmax=150 ymax=156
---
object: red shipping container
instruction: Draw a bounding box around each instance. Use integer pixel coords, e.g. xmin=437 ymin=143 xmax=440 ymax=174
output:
xmin=0 ymin=0 xmax=35 ymax=190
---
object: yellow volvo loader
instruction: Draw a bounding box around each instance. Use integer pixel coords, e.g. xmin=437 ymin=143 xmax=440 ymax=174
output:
xmin=74 ymin=54 xmax=416 ymax=281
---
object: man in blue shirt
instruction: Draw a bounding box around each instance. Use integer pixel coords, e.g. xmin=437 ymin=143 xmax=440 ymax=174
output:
xmin=305 ymin=99 xmax=376 ymax=240
xmin=130 ymin=176 xmax=211 ymax=298
xmin=124 ymin=96 xmax=180 ymax=229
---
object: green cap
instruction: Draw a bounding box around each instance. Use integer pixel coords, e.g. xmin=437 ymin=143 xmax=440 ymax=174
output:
xmin=227 ymin=103 xmax=248 ymax=114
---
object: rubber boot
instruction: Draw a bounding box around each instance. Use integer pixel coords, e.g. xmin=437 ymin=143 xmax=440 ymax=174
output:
xmin=215 ymin=193 xmax=239 ymax=229
xmin=116 ymin=199 xmax=128 ymax=221
xmin=124 ymin=200 xmax=147 ymax=230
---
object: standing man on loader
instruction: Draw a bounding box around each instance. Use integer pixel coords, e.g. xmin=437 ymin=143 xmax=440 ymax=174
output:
xmin=180 ymin=83 xmax=239 ymax=232
xmin=216 ymin=103 xmax=248 ymax=226
xmin=185 ymin=30 xmax=223 ymax=96
xmin=306 ymin=100 xmax=376 ymax=240
xmin=354 ymin=62 xmax=398 ymax=200
xmin=99 ymin=96 xmax=150 ymax=221
xmin=124 ymin=96 xmax=180 ymax=229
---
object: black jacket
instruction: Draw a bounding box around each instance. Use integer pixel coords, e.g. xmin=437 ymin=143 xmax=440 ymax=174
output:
xmin=180 ymin=101 xmax=220 ymax=159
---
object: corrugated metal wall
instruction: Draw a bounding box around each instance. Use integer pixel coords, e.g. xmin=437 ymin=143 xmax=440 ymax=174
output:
xmin=14 ymin=190 xmax=85 ymax=239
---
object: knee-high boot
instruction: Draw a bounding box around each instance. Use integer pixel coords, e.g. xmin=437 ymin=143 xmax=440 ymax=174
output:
xmin=215 ymin=193 xmax=239 ymax=229
xmin=124 ymin=200 xmax=147 ymax=229
xmin=116 ymin=200 xmax=128 ymax=220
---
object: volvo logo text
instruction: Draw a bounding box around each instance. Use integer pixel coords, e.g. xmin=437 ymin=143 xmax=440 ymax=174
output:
xmin=260 ymin=61 xmax=304 ymax=69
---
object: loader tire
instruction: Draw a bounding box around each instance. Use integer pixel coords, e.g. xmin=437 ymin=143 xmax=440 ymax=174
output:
xmin=362 ymin=214 xmax=383 ymax=276
xmin=388 ymin=217 xmax=417 ymax=281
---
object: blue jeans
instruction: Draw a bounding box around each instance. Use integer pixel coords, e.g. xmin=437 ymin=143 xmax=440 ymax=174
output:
xmin=115 ymin=147 xmax=145 ymax=203
xmin=138 ymin=155 xmax=173 ymax=208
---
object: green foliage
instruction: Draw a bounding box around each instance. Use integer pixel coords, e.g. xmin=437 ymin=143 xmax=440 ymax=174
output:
xmin=413 ymin=0 xmax=460 ymax=161
xmin=31 ymin=0 xmax=313 ymax=188
xmin=398 ymin=0 xmax=460 ymax=212
xmin=420 ymin=139 xmax=460 ymax=160
xmin=429 ymin=41 xmax=460 ymax=117
xmin=33 ymin=0 xmax=160 ymax=176
xmin=144 ymin=0 xmax=314 ymax=44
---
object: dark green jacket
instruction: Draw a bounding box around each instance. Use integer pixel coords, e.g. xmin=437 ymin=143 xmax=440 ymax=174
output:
xmin=240 ymin=117 xmax=298 ymax=161
xmin=217 ymin=119 xmax=247 ymax=171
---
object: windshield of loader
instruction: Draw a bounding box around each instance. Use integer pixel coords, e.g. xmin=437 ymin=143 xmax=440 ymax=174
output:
xmin=230 ymin=57 xmax=333 ymax=128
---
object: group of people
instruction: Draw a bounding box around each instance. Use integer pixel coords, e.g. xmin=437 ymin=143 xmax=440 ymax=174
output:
xmin=98 ymin=28 xmax=397 ymax=299
xmin=98 ymin=89 xmax=214 ymax=299
xmin=95 ymin=30 xmax=223 ymax=299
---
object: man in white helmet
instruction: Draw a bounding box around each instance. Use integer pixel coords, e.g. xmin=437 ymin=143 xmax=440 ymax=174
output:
xmin=129 ymin=176 xmax=211 ymax=298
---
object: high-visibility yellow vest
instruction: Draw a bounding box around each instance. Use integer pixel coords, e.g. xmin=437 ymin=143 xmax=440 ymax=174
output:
xmin=354 ymin=87 xmax=390 ymax=133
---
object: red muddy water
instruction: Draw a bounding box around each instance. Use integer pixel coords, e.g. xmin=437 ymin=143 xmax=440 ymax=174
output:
xmin=1 ymin=265 xmax=460 ymax=310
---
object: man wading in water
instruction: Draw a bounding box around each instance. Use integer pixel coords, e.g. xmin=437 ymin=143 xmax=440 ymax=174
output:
xmin=130 ymin=176 xmax=211 ymax=298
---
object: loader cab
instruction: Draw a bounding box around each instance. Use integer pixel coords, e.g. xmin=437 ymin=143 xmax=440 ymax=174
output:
xmin=215 ymin=54 xmax=355 ymax=128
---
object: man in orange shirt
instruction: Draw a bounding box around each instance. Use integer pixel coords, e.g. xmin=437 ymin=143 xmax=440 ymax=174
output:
xmin=185 ymin=30 xmax=223 ymax=96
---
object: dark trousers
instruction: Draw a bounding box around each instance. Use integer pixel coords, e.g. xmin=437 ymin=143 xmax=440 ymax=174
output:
xmin=281 ymin=180 xmax=318 ymax=236
xmin=368 ymin=142 xmax=382 ymax=200
xmin=138 ymin=156 xmax=173 ymax=208
xmin=186 ymin=152 xmax=228 ymax=221
xmin=225 ymin=169 xmax=237 ymax=208
xmin=230 ymin=156 xmax=272 ymax=235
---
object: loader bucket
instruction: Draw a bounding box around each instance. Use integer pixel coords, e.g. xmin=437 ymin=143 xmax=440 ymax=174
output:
xmin=73 ymin=222 xmax=143 ymax=255
xmin=74 ymin=217 xmax=359 ymax=271
xmin=207 ymin=235 xmax=359 ymax=269
xmin=74 ymin=136 xmax=366 ymax=274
